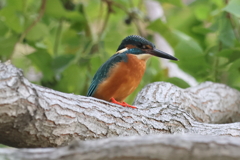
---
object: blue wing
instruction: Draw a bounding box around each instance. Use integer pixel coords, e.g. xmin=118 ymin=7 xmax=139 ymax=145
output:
xmin=87 ymin=53 xmax=128 ymax=96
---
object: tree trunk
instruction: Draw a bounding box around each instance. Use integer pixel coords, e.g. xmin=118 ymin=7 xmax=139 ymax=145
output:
xmin=0 ymin=61 xmax=240 ymax=159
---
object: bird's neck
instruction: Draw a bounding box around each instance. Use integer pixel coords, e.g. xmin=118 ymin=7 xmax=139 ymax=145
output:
xmin=126 ymin=54 xmax=147 ymax=71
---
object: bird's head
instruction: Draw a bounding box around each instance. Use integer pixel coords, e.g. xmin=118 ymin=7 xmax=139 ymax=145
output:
xmin=116 ymin=35 xmax=178 ymax=61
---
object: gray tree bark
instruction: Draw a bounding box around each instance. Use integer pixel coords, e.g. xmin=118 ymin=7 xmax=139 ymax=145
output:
xmin=0 ymin=61 xmax=240 ymax=159
xmin=1 ymin=134 xmax=240 ymax=160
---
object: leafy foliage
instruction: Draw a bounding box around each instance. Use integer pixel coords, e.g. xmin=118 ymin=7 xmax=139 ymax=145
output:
xmin=0 ymin=0 xmax=240 ymax=104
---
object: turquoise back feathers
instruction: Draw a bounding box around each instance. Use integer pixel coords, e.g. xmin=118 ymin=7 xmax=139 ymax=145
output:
xmin=87 ymin=53 xmax=128 ymax=96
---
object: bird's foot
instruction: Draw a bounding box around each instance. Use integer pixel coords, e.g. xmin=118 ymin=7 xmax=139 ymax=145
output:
xmin=110 ymin=97 xmax=137 ymax=109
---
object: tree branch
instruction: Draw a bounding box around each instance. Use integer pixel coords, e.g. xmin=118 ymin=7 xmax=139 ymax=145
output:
xmin=0 ymin=61 xmax=240 ymax=148
xmin=1 ymin=134 xmax=240 ymax=160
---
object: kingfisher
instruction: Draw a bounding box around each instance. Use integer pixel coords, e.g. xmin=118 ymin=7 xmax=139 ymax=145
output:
xmin=87 ymin=35 xmax=178 ymax=108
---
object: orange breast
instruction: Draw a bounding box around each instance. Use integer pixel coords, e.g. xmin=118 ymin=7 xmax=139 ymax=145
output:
xmin=93 ymin=54 xmax=146 ymax=102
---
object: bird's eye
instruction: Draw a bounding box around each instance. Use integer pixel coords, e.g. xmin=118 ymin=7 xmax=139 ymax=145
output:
xmin=138 ymin=44 xmax=147 ymax=49
xmin=137 ymin=44 xmax=143 ymax=48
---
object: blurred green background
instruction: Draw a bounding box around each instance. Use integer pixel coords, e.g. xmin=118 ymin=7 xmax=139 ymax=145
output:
xmin=0 ymin=0 xmax=240 ymax=104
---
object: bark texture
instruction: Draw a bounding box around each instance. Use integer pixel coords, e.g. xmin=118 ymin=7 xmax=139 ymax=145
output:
xmin=0 ymin=61 xmax=240 ymax=159
xmin=1 ymin=134 xmax=240 ymax=160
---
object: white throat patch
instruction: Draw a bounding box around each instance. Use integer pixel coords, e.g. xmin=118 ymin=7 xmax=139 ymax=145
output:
xmin=136 ymin=54 xmax=152 ymax=60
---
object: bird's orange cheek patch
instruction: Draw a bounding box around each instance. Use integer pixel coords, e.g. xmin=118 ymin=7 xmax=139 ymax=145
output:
xmin=126 ymin=44 xmax=136 ymax=49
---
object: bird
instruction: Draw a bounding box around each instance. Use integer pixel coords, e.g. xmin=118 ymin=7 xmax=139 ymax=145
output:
xmin=87 ymin=35 xmax=178 ymax=108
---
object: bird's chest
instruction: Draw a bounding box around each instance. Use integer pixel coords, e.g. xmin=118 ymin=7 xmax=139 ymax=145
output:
xmin=120 ymin=54 xmax=146 ymax=81
xmin=94 ymin=54 xmax=146 ymax=102
xmin=111 ymin=55 xmax=146 ymax=94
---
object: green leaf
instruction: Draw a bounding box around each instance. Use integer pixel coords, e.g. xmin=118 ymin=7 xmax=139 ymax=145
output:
xmin=62 ymin=29 xmax=82 ymax=48
xmin=194 ymin=4 xmax=210 ymax=20
xmin=45 ymin=0 xmax=84 ymax=21
xmin=148 ymin=18 xmax=210 ymax=81
xmin=52 ymin=54 xmax=75 ymax=74
xmin=148 ymin=19 xmax=179 ymax=47
xmin=0 ymin=35 xmax=18 ymax=60
xmin=6 ymin=0 xmax=23 ymax=10
xmin=89 ymin=56 xmax=104 ymax=75
xmin=0 ymin=6 xmax=24 ymax=33
xmin=26 ymin=23 xmax=49 ymax=41
xmin=211 ymin=0 xmax=224 ymax=7
xmin=54 ymin=64 xmax=85 ymax=94
xmin=218 ymin=15 xmax=235 ymax=47
xmin=174 ymin=38 xmax=209 ymax=80
xmin=27 ymin=50 xmax=54 ymax=82
xmin=166 ymin=77 xmax=190 ymax=88
xmin=146 ymin=58 xmax=161 ymax=77
xmin=45 ymin=0 xmax=67 ymax=18
xmin=0 ymin=20 xmax=9 ymax=36
xmin=217 ymin=48 xmax=240 ymax=63
xmin=175 ymin=32 xmax=204 ymax=57
xmin=223 ymin=0 xmax=240 ymax=17
xmin=65 ymin=11 xmax=84 ymax=21
xmin=157 ymin=0 xmax=183 ymax=7
xmin=192 ymin=25 xmax=212 ymax=34
xmin=228 ymin=59 xmax=240 ymax=89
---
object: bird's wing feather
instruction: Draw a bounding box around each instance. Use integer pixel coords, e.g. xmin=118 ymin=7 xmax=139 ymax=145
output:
xmin=87 ymin=53 xmax=127 ymax=96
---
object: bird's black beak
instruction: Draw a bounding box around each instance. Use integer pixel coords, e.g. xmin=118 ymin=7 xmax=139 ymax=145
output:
xmin=149 ymin=48 xmax=178 ymax=61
